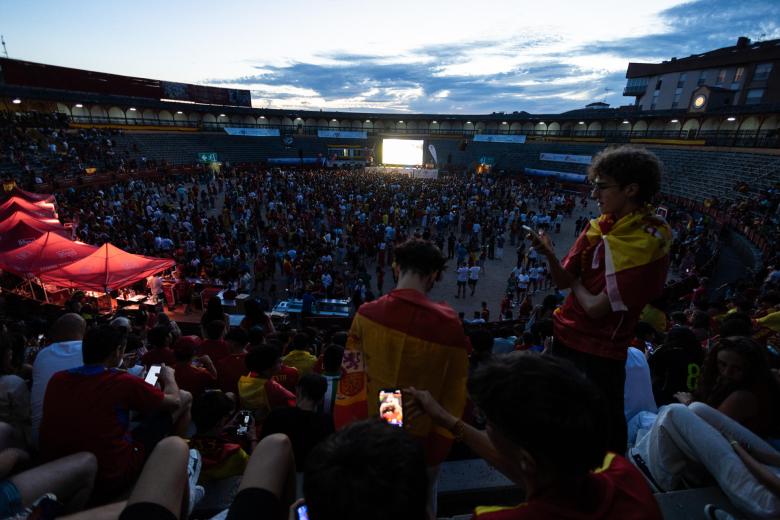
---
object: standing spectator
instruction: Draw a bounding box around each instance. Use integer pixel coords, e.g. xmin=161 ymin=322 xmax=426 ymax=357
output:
xmin=30 ymin=313 xmax=86 ymax=446
xmin=336 ymin=239 xmax=469 ymax=469
xmin=0 ymin=333 xmax=30 ymax=446
xmin=532 ymin=145 xmax=672 ymax=453
xmin=455 ymin=263 xmax=468 ymax=299
xmin=282 ymin=333 xmax=317 ymax=377
xmin=468 ymin=263 xmax=481 ymax=296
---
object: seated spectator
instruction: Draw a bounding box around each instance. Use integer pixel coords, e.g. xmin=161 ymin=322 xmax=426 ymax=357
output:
xmin=514 ymin=331 xmax=543 ymax=352
xmin=238 ymin=345 xmax=295 ymax=423
xmin=262 ymin=374 xmax=335 ymax=471
xmin=0 ymin=332 xmax=31 ymax=446
xmin=675 ymin=336 xmax=780 ymax=437
xmin=406 ymin=352 xmax=662 ymax=519
xmin=648 ymin=327 xmax=703 ymax=406
xmin=141 ymin=325 xmax=176 ymax=368
xmin=632 ymin=402 xmax=780 ymax=518
xmin=172 ymin=336 xmax=217 ymax=399
xmin=39 ymin=325 xmax=192 ymax=500
xmin=31 ymin=313 xmax=86 ymax=445
xmin=492 ymin=328 xmax=517 ymax=354
xmin=190 ymin=391 xmax=250 ymax=483
xmin=198 ymin=321 xmax=230 ymax=362
xmin=282 ymin=333 xmax=317 ymax=376
xmin=320 ymin=344 xmax=344 ymax=415
xmin=217 ymin=328 xmax=250 ymax=395
xmin=0 ymin=422 xmax=97 ymax=516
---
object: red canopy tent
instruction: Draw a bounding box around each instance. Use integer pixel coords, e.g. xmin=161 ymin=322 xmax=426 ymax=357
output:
xmin=38 ymin=243 xmax=176 ymax=292
xmin=0 ymin=232 xmax=98 ymax=278
xmin=0 ymin=198 xmax=57 ymax=220
xmin=0 ymin=217 xmax=69 ymax=251
xmin=5 ymin=187 xmax=55 ymax=204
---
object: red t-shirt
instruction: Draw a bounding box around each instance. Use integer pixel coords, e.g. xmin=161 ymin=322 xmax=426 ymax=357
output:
xmin=174 ymin=362 xmax=217 ymax=398
xmin=273 ymin=364 xmax=300 ymax=393
xmin=198 ymin=339 xmax=230 ymax=362
xmin=216 ymin=353 xmax=247 ymax=394
xmin=472 ymin=454 xmax=661 ymax=519
xmin=40 ymin=365 xmax=165 ymax=497
xmin=141 ymin=347 xmax=176 ymax=367
xmin=554 ymin=222 xmax=669 ymax=361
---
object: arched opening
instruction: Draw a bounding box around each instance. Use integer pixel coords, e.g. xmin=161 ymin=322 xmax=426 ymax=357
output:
xmin=632 ymin=120 xmax=648 ymax=135
xmin=759 ymin=116 xmax=778 ymax=132
xmin=587 ymin=121 xmax=602 ymax=135
xmin=159 ymin=110 xmax=174 ymax=124
xmin=738 ymin=116 xmax=760 ymax=132
xmin=700 ymin=117 xmax=719 ymax=132
xmin=90 ymin=106 xmax=108 ymax=123
xmin=202 ymin=113 xmax=217 ymax=123
xmin=510 ymin=122 xmax=523 ymax=133
xmin=547 ymin=122 xmax=560 ymax=135
xmin=141 ymin=109 xmax=157 ymax=124
xmin=107 ymin=106 xmax=124 ymax=122
xmin=174 ymin=111 xmax=189 ymax=123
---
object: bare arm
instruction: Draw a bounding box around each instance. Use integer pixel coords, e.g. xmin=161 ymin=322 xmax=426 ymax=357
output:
xmin=717 ymin=390 xmax=758 ymax=427
xmin=404 ymin=387 xmax=524 ymax=483
xmin=732 ymin=442 xmax=780 ymax=496
xmin=570 ymin=279 xmax=612 ymax=319
xmin=158 ymin=365 xmax=182 ymax=411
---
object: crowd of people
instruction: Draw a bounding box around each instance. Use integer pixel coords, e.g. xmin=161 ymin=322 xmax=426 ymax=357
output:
xmin=0 ymin=117 xmax=779 ymax=519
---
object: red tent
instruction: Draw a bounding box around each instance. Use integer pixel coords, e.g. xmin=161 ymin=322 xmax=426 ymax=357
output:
xmin=0 ymin=198 xmax=57 ymax=220
xmin=0 ymin=216 xmax=69 ymax=251
xmin=38 ymin=243 xmax=175 ymax=292
xmin=0 ymin=232 xmax=98 ymax=278
xmin=5 ymin=187 xmax=55 ymax=204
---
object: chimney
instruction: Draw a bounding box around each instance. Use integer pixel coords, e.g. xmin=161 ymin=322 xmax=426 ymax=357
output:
xmin=737 ymin=36 xmax=750 ymax=48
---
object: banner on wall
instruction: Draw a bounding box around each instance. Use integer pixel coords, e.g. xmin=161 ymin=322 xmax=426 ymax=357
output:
xmin=524 ymin=168 xmax=587 ymax=183
xmin=473 ymin=134 xmax=526 ymax=144
xmin=317 ymin=130 xmax=367 ymax=139
xmin=224 ymin=127 xmax=280 ymax=137
xmin=428 ymin=144 xmax=438 ymax=165
xmin=539 ymin=153 xmax=592 ymax=165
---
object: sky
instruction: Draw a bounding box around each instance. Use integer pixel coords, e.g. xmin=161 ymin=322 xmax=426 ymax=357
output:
xmin=2 ymin=0 xmax=779 ymax=114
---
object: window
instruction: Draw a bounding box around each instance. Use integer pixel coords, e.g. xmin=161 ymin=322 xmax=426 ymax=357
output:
xmin=675 ymin=87 xmax=683 ymax=95
xmin=717 ymin=69 xmax=727 ymax=84
xmin=730 ymin=82 xmax=741 ymax=91
xmin=734 ymin=67 xmax=744 ymax=82
xmin=677 ymin=72 xmax=687 ymax=88
xmin=697 ymin=71 xmax=707 ymax=86
xmin=754 ymin=63 xmax=773 ymax=81
xmin=672 ymin=93 xmax=681 ymax=108
xmin=655 ymin=80 xmax=663 ymax=90
xmin=650 ymin=103 xmax=656 ymax=110
xmin=745 ymin=89 xmax=764 ymax=104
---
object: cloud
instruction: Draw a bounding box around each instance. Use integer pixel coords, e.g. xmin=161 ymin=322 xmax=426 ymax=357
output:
xmin=202 ymin=0 xmax=780 ymax=114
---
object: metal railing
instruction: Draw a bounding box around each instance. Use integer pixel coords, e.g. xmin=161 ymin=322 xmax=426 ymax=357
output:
xmin=66 ymin=116 xmax=780 ymax=148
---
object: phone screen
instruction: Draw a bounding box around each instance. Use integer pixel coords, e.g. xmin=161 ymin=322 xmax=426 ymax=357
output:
xmin=237 ymin=410 xmax=252 ymax=436
xmin=378 ymin=389 xmax=403 ymax=427
xmin=296 ymin=504 xmax=309 ymax=520
xmin=144 ymin=365 xmax=162 ymax=386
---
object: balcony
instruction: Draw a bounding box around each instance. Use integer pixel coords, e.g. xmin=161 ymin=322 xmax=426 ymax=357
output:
xmin=623 ymin=84 xmax=648 ymax=96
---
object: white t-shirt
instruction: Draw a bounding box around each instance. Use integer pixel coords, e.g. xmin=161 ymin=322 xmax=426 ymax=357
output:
xmin=457 ymin=266 xmax=469 ymax=282
xmin=469 ymin=266 xmax=481 ymax=280
xmin=517 ymin=273 xmax=530 ymax=288
xmin=31 ymin=340 xmax=84 ymax=446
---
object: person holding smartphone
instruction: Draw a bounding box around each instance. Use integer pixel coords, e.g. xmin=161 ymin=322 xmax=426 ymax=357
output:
xmin=527 ymin=145 xmax=672 ymax=454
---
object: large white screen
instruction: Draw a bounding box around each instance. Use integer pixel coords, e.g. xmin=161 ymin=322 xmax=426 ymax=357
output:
xmin=382 ymin=139 xmax=423 ymax=165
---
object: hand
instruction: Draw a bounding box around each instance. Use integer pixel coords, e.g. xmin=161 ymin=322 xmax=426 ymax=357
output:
xmin=404 ymin=387 xmax=455 ymax=429
xmin=674 ymin=391 xmax=693 ymax=406
xmin=526 ymin=228 xmax=555 ymax=258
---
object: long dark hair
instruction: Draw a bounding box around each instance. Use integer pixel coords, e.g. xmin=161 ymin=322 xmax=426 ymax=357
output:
xmin=695 ymin=336 xmax=774 ymax=408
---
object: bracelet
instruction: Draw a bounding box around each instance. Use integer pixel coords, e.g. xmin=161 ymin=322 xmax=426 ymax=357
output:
xmin=449 ymin=419 xmax=466 ymax=442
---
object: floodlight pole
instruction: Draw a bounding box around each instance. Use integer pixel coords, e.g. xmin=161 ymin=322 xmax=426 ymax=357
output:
xmin=1 ymin=36 xmax=7 ymax=58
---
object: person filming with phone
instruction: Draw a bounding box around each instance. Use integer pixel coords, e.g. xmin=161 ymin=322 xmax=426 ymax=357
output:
xmin=527 ymin=145 xmax=672 ymax=454
xmin=38 ymin=324 xmax=192 ymax=501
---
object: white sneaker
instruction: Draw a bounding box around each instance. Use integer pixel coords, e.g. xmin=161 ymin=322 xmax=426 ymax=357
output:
xmin=187 ymin=449 xmax=204 ymax=515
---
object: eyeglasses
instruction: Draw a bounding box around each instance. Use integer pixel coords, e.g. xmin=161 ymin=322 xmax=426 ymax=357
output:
xmin=590 ymin=183 xmax=621 ymax=192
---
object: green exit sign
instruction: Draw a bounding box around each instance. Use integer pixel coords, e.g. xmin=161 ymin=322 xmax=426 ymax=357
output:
xmin=198 ymin=152 xmax=218 ymax=163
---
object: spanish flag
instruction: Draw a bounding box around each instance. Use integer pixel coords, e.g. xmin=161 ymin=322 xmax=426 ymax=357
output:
xmin=334 ymin=288 xmax=470 ymax=465
xmin=584 ymin=208 xmax=672 ymax=312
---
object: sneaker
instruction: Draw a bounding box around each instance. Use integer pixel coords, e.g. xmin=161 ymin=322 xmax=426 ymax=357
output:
xmin=704 ymin=504 xmax=736 ymax=520
xmin=187 ymin=449 xmax=204 ymax=514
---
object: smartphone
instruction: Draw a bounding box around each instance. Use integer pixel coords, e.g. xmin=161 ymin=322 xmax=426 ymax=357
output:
xmin=236 ymin=410 xmax=252 ymax=436
xmin=296 ymin=504 xmax=309 ymax=520
xmin=378 ymin=389 xmax=403 ymax=427
xmin=521 ymin=225 xmax=533 ymax=233
xmin=144 ymin=365 xmax=162 ymax=386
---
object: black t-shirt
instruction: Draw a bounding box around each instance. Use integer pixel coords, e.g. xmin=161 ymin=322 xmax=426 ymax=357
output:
xmin=648 ymin=346 xmax=704 ymax=406
xmin=261 ymin=408 xmax=334 ymax=470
